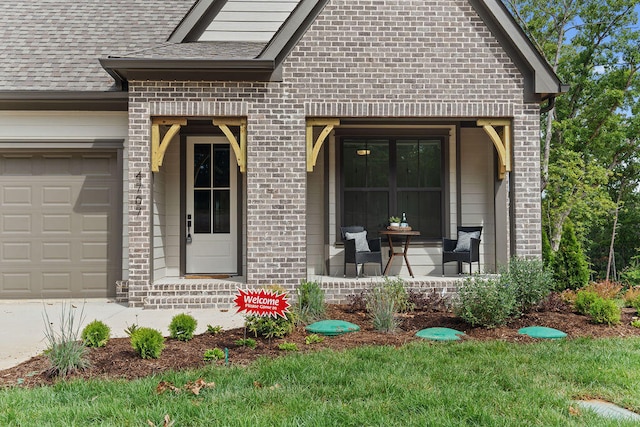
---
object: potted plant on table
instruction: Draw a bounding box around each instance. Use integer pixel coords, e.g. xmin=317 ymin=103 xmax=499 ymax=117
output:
xmin=388 ymin=216 xmax=401 ymax=227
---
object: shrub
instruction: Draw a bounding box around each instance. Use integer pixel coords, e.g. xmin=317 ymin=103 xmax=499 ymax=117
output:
xmin=305 ymin=334 xmax=324 ymax=345
xmin=631 ymin=319 xmax=640 ymax=328
xmin=124 ymin=323 xmax=140 ymax=337
xmin=295 ymin=280 xmax=326 ymax=324
xmin=583 ymin=281 xmax=622 ymax=300
xmin=235 ymin=338 xmax=257 ymax=348
xmin=130 ymin=327 xmax=164 ymax=359
xmin=278 ymin=342 xmax=299 ymax=351
xmin=620 ymin=256 xmax=640 ymax=287
xmin=453 ymin=276 xmax=516 ymax=328
xmin=42 ymin=303 xmax=90 ymax=377
xmin=245 ymin=313 xmax=295 ymax=339
xmin=574 ymin=290 xmax=600 ymax=315
xmin=203 ymin=348 xmax=225 ymax=361
xmin=169 ymin=313 xmax=197 ymax=342
xmin=500 ymin=257 xmax=554 ymax=314
xmin=550 ymin=219 xmax=590 ymax=290
xmin=81 ymin=320 xmax=111 ymax=348
xmin=206 ymin=324 xmax=223 ymax=335
xmin=377 ymin=277 xmax=414 ymax=313
xmin=622 ymin=287 xmax=640 ymax=307
xmin=588 ymin=298 xmax=621 ymax=325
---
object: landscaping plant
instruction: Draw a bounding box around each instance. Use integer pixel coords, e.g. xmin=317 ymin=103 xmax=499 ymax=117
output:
xmin=42 ymin=303 xmax=90 ymax=376
xmin=453 ymin=276 xmax=516 ymax=328
xmin=573 ymin=290 xmax=601 ymax=315
xmin=295 ymin=279 xmax=326 ymax=324
xmin=278 ymin=342 xmax=299 ymax=351
xmin=130 ymin=327 xmax=164 ymax=359
xmin=168 ymin=313 xmax=197 ymax=342
xmin=500 ymin=256 xmax=554 ymax=313
xmin=203 ymin=348 xmax=225 ymax=361
xmin=235 ymin=338 xmax=257 ymax=348
xmin=587 ymin=298 xmax=621 ymax=325
xmin=81 ymin=320 xmax=111 ymax=348
xmin=245 ymin=313 xmax=295 ymax=339
xmin=206 ymin=324 xmax=223 ymax=335
xmin=305 ymin=334 xmax=324 ymax=345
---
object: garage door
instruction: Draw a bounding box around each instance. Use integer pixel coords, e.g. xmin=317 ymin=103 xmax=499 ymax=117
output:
xmin=0 ymin=151 xmax=121 ymax=298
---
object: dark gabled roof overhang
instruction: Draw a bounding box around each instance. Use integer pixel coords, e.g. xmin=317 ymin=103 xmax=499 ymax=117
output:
xmin=98 ymin=58 xmax=277 ymax=88
xmin=468 ymin=0 xmax=568 ymax=102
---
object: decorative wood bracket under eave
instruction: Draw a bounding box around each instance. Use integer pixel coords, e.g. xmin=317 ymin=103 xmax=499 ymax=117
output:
xmin=151 ymin=117 xmax=187 ymax=172
xmin=213 ymin=117 xmax=247 ymax=173
xmin=306 ymin=118 xmax=340 ymax=172
xmin=477 ymin=119 xmax=512 ymax=180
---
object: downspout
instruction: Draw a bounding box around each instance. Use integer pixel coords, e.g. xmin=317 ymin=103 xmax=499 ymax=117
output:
xmin=540 ymin=95 xmax=555 ymax=114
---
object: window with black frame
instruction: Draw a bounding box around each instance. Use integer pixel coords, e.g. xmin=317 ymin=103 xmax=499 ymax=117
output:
xmin=341 ymin=137 xmax=443 ymax=239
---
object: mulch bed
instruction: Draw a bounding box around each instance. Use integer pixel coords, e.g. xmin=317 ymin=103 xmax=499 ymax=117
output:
xmin=2 ymin=296 xmax=639 ymax=389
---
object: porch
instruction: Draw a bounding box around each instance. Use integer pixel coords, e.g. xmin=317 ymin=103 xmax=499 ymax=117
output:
xmin=133 ymin=274 xmax=465 ymax=310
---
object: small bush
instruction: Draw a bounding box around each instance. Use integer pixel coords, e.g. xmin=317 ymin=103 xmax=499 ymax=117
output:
xmin=203 ymin=348 xmax=225 ymax=361
xmin=278 ymin=342 xmax=298 ymax=351
xmin=588 ymin=298 xmax=621 ymax=325
xmin=583 ymin=281 xmax=622 ymax=300
xmin=574 ymin=290 xmax=600 ymax=315
xmin=305 ymin=334 xmax=324 ymax=345
xmin=169 ymin=313 xmax=197 ymax=342
xmin=81 ymin=320 xmax=111 ymax=348
xmin=346 ymin=291 xmax=367 ymax=312
xmin=130 ymin=327 xmax=164 ymax=359
xmin=622 ymin=287 xmax=640 ymax=307
xmin=124 ymin=323 xmax=139 ymax=337
xmin=295 ymin=280 xmax=326 ymax=324
xmin=206 ymin=324 xmax=223 ymax=335
xmin=42 ymin=303 xmax=90 ymax=377
xmin=246 ymin=313 xmax=295 ymax=339
xmin=453 ymin=276 xmax=516 ymax=328
xmin=631 ymin=319 xmax=640 ymax=328
xmin=550 ymin=219 xmax=590 ymax=290
xmin=377 ymin=277 xmax=414 ymax=313
xmin=500 ymin=257 xmax=554 ymax=314
xmin=235 ymin=338 xmax=257 ymax=348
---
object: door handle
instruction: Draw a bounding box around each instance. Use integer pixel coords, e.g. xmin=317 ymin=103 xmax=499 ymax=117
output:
xmin=186 ymin=214 xmax=192 ymax=244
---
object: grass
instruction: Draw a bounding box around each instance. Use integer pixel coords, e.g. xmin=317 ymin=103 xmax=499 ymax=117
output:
xmin=2 ymin=338 xmax=640 ymax=425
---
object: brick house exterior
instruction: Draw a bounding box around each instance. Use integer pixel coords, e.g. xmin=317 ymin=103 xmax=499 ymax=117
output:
xmin=0 ymin=0 xmax=564 ymax=307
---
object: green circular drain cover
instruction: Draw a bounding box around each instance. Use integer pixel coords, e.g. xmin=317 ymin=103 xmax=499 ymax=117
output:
xmin=518 ymin=326 xmax=566 ymax=339
xmin=305 ymin=320 xmax=360 ymax=336
xmin=416 ymin=327 xmax=465 ymax=341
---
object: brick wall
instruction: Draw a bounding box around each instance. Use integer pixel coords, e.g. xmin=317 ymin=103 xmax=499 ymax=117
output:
xmin=125 ymin=0 xmax=542 ymax=305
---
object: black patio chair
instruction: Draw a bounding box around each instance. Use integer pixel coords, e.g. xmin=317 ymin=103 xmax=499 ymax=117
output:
xmin=442 ymin=226 xmax=482 ymax=275
xmin=340 ymin=226 xmax=383 ymax=277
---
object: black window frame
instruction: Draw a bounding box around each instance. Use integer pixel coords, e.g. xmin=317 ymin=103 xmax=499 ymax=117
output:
xmin=338 ymin=133 xmax=447 ymax=242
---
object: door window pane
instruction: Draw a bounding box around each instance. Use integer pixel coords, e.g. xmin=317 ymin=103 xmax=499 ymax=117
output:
xmin=213 ymin=145 xmax=230 ymax=188
xmin=213 ymin=190 xmax=230 ymax=233
xmin=194 ymin=189 xmax=211 ymax=233
xmin=193 ymin=144 xmax=211 ymax=188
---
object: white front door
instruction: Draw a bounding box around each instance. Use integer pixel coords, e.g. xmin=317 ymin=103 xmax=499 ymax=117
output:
xmin=186 ymin=137 xmax=237 ymax=274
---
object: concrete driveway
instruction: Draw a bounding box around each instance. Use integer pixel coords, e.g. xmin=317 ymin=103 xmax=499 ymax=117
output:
xmin=0 ymin=299 xmax=245 ymax=370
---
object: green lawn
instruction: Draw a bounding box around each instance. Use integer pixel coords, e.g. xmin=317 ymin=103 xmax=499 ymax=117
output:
xmin=2 ymin=338 xmax=640 ymax=426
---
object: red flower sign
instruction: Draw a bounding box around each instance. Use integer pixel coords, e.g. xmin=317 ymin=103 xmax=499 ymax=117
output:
xmin=233 ymin=289 xmax=291 ymax=318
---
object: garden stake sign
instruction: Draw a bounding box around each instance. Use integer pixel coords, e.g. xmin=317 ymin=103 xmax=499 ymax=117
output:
xmin=234 ymin=289 xmax=290 ymax=318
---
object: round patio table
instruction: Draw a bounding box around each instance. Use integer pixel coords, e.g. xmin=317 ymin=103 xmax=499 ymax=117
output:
xmin=378 ymin=229 xmax=420 ymax=278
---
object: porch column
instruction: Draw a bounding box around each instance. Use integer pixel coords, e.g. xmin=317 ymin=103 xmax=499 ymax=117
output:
xmin=126 ymin=105 xmax=154 ymax=307
xmin=245 ymin=110 xmax=307 ymax=289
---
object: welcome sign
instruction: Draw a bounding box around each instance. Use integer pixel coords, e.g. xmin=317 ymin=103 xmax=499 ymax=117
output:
xmin=234 ymin=289 xmax=290 ymax=318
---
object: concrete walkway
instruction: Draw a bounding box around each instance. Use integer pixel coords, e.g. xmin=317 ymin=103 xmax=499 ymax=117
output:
xmin=0 ymin=299 xmax=245 ymax=370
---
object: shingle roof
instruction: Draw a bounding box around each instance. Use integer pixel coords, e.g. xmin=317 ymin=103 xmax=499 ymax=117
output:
xmin=0 ymin=1 xmax=264 ymax=92
xmin=114 ymin=41 xmax=265 ymax=60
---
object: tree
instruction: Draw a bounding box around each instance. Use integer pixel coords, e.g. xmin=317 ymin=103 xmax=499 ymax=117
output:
xmin=551 ymin=219 xmax=590 ymax=290
xmin=505 ymin=0 xmax=640 ymax=278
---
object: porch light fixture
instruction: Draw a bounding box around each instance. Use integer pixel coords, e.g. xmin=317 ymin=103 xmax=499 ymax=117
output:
xmin=356 ymin=149 xmax=371 ymax=156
